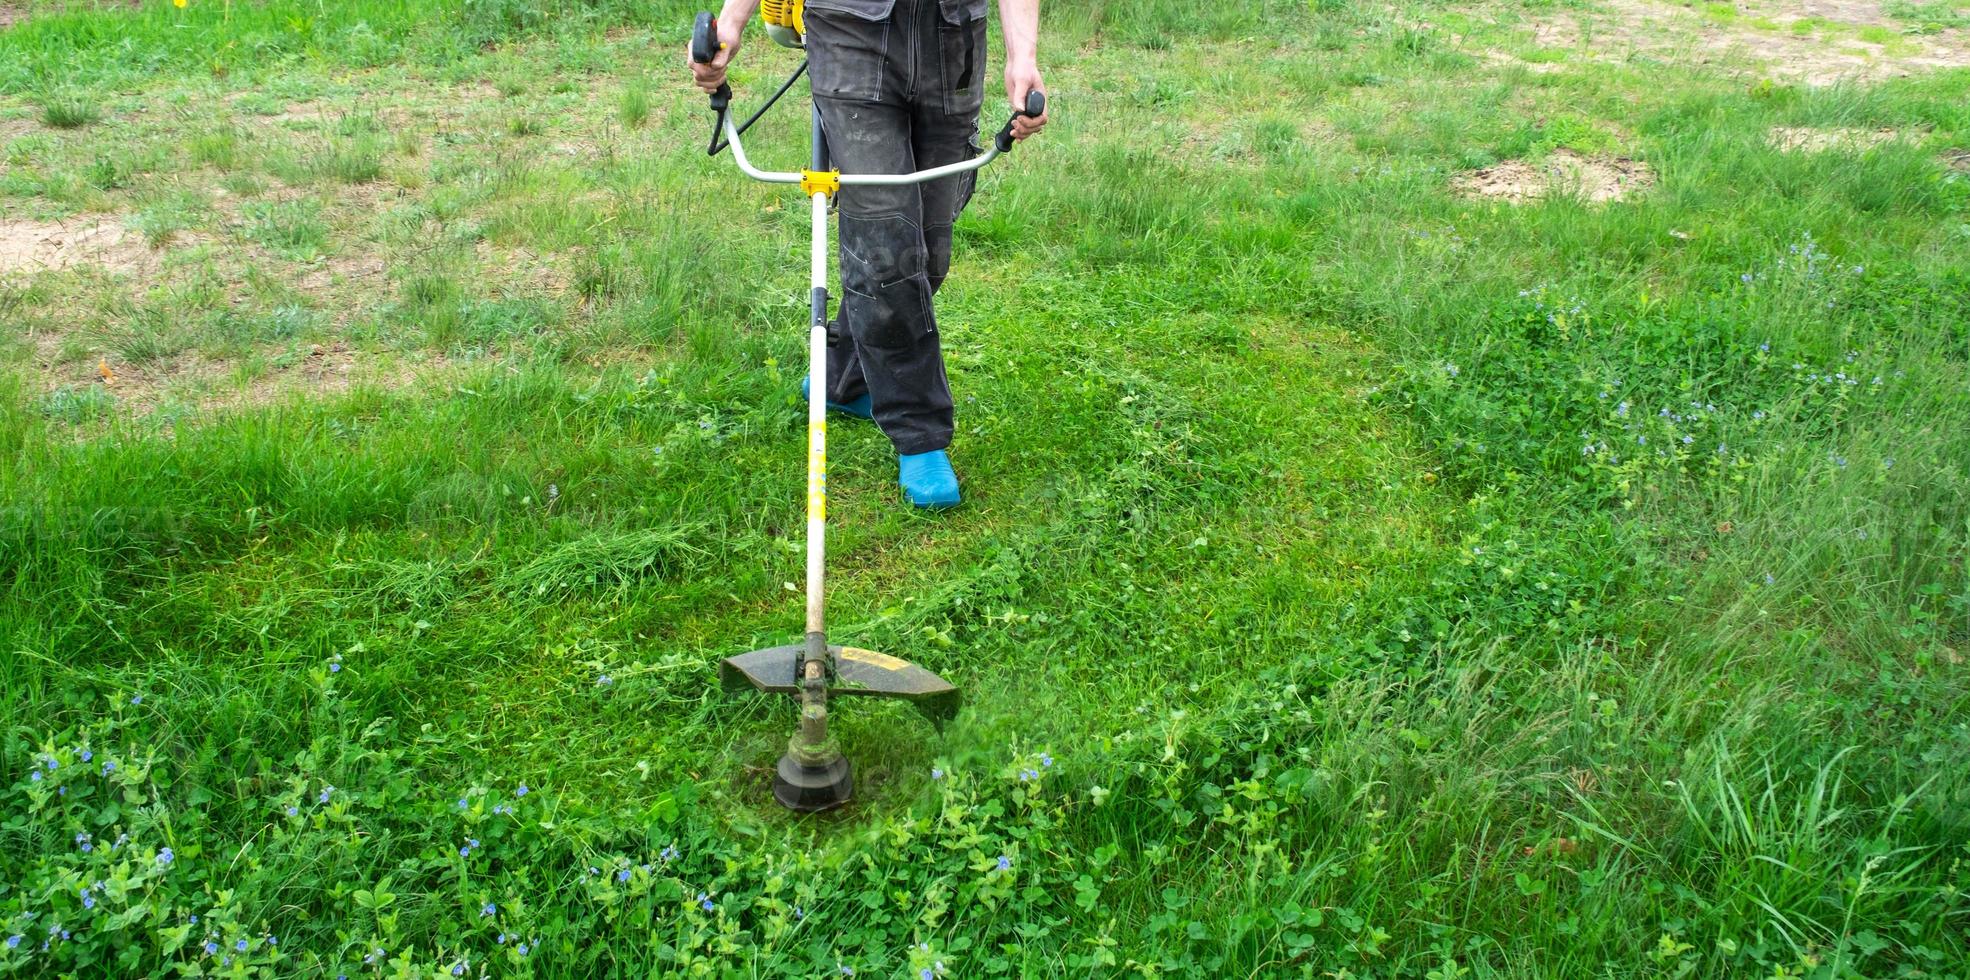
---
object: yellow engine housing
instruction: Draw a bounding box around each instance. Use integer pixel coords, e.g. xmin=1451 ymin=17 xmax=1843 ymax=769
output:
xmin=761 ymin=0 xmax=804 ymax=48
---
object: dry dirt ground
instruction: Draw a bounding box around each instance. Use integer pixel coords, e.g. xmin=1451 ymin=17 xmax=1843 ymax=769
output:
xmin=1452 ymin=149 xmax=1658 ymax=202
xmin=1451 ymin=0 xmax=1966 ymax=202
xmin=0 ymin=217 xmax=154 ymax=276
xmin=1491 ymin=0 xmax=1970 ymax=85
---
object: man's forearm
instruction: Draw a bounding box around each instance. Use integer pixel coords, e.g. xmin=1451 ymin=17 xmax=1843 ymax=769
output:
xmin=998 ymin=0 xmax=1038 ymax=66
xmin=719 ymin=0 xmax=761 ymax=39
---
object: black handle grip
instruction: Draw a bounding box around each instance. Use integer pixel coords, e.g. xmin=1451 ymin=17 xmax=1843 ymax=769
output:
xmin=691 ymin=12 xmax=719 ymax=64
xmin=691 ymin=12 xmax=732 ymax=121
xmin=993 ymin=90 xmax=1046 ymax=153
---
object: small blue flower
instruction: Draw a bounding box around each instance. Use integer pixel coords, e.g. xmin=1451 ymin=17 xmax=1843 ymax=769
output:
xmin=318 ymin=786 xmax=334 ymax=804
xmin=922 ymin=969 xmax=935 ymax=980
xmin=329 ymin=661 xmax=341 ymax=673
xmin=457 ymin=798 xmax=468 ymax=810
xmin=130 ymin=694 xmax=142 ymax=705
xmin=235 ymin=939 xmax=249 ymax=952
xmin=596 ymin=674 xmax=612 ymax=687
xmin=517 ymin=943 xmax=530 ymax=956
xmin=1758 ymin=342 xmax=1769 ymax=352
xmin=81 ymin=892 xmax=95 ymax=910
xmin=189 ymin=915 xmax=197 ymax=924
xmin=996 ymin=854 xmax=1011 ymax=872
xmin=157 ymin=847 xmax=175 ymax=866
xmin=482 ymin=902 xmax=496 ymax=917
xmin=29 ymin=771 xmax=41 ymax=782
xmin=266 ymin=935 xmax=276 ymax=946
xmin=103 ymin=761 xmax=116 ymax=775
xmin=44 ymin=758 xmax=56 ymax=771
xmin=452 ymin=962 xmax=466 ymax=977
xmin=204 ymin=941 xmax=220 ymax=955
xmin=1040 ymin=753 xmax=1053 ymax=768
xmin=838 ymin=966 xmax=855 ymax=977
xmin=460 ymin=845 xmax=472 ymax=857
xmin=617 ymin=869 xmax=631 ymax=883
xmin=287 ymin=806 xmax=299 ymax=817
xmin=497 ymin=933 xmax=507 ymax=944
xmin=515 ymin=783 xmax=529 ymax=797
xmin=931 ymin=767 xmax=944 ymax=780
xmin=697 ymin=892 xmax=715 ymax=912
xmin=7 ymin=935 xmax=22 ymax=950
xmin=661 ymin=844 xmax=679 ymax=862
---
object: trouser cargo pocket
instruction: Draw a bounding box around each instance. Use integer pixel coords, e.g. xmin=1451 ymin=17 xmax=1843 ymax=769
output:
xmin=805 ymin=10 xmax=888 ymax=102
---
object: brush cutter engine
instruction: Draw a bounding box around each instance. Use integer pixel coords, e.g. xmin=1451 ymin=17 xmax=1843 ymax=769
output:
xmin=761 ymin=0 xmax=805 ymax=48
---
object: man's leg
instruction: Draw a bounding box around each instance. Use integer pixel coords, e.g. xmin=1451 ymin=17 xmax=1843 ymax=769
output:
xmin=915 ymin=0 xmax=989 ymax=295
xmin=810 ymin=94 xmax=954 ymax=457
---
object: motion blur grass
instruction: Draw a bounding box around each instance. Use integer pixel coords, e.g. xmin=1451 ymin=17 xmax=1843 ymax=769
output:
xmin=1 ymin=0 xmax=1967 ymax=976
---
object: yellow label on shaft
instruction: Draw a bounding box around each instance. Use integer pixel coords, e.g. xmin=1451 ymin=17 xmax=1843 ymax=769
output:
xmin=807 ymin=420 xmax=827 ymax=521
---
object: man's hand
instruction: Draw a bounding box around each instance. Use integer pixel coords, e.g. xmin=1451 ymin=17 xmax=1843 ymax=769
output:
xmin=998 ymin=0 xmax=1045 ymax=141
xmin=688 ymin=6 xmax=752 ymax=94
xmin=1004 ymin=62 xmax=1048 ymax=141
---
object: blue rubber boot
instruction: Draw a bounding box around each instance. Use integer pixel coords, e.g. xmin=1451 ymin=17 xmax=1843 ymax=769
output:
xmin=898 ymin=450 xmax=961 ymax=510
xmin=801 ymin=376 xmax=873 ymax=420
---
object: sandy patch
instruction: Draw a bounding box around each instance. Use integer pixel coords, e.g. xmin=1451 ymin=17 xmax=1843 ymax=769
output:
xmin=59 ymin=341 xmax=434 ymax=424
xmin=1453 ymin=149 xmax=1655 ymax=202
xmin=0 ymin=217 xmax=154 ymax=279
xmin=1768 ymin=125 xmax=1905 ymax=152
xmin=1514 ymin=0 xmax=1970 ymax=86
xmin=1943 ymin=148 xmax=1970 ymax=171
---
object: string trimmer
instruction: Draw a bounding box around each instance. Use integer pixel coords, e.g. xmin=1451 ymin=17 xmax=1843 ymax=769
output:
xmin=689 ymin=10 xmax=1044 ymax=812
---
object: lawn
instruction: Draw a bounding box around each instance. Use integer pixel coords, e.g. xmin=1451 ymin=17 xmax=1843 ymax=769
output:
xmin=1 ymin=0 xmax=1967 ymax=975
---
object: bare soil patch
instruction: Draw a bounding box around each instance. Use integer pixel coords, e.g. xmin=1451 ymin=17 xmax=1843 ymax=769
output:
xmin=1452 ymin=149 xmax=1655 ymax=203
xmin=0 ymin=217 xmax=154 ymax=279
xmin=1944 ymin=148 xmax=1970 ymax=172
xmin=1509 ymin=0 xmax=1970 ymax=85
xmin=1768 ymin=125 xmax=1905 ymax=152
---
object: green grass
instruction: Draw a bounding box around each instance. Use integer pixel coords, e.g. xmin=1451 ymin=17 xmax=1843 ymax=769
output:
xmin=37 ymin=91 xmax=100 ymax=129
xmin=1 ymin=0 xmax=1968 ymax=977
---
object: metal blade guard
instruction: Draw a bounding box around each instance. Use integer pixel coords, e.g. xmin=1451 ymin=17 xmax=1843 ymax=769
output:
xmin=720 ymin=645 xmax=961 ymax=730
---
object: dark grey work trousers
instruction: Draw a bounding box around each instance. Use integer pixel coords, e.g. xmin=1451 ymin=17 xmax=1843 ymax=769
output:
xmin=805 ymin=0 xmax=989 ymax=455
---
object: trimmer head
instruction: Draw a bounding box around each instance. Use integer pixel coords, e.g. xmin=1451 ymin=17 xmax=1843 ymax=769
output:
xmin=773 ymin=751 xmax=853 ymax=811
xmin=721 ymin=644 xmax=961 ymax=729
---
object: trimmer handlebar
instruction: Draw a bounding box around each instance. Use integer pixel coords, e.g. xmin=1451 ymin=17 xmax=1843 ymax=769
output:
xmin=690 ymin=10 xmax=1043 ymax=186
